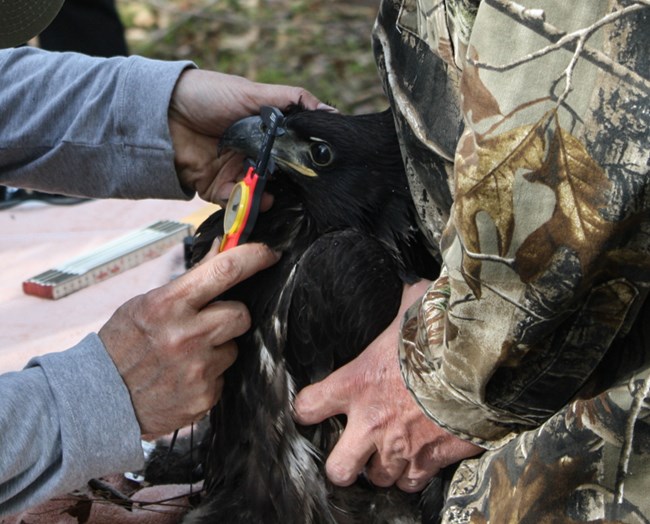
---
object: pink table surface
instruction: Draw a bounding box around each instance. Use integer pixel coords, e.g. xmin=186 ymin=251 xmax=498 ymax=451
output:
xmin=0 ymin=196 xmax=213 ymax=373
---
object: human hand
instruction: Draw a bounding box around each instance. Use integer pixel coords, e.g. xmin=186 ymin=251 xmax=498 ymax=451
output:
xmin=293 ymin=280 xmax=482 ymax=492
xmin=98 ymin=243 xmax=279 ymax=437
xmin=168 ymin=69 xmax=328 ymax=206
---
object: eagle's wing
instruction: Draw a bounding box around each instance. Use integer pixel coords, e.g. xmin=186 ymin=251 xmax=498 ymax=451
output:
xmin=281 ymin=229 xmax=404 ymax=388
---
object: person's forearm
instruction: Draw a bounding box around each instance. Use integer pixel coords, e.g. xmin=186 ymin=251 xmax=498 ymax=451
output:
xmin=0 ymin=47 xmax=193 ymax=200
xmin=0 ymin=334 xmax=143 ymax=517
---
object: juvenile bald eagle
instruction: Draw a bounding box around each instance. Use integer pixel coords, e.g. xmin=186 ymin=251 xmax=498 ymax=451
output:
xmin=183 ymin=106 xmax=441 ymax=523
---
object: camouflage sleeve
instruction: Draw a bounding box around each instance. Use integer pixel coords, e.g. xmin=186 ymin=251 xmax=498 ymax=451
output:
xmin=375 ymin=0 xmax=650 ymax=446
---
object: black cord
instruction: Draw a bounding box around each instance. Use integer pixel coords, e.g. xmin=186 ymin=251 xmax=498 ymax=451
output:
xmin=0 ymin=187 xmax=90 ymax=210
xmin=189 ymin=423 xmax=195 ymax=496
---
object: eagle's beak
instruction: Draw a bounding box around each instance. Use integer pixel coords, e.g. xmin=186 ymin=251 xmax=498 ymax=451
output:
xmin=220 ymin=115 xmax=318 ymax=178
xmin=219 ymin=115 xmax=266 ymax=159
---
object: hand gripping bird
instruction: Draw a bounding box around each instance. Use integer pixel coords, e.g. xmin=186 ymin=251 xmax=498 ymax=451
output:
xmin=182 ymin=105 xmax=441 ymax=524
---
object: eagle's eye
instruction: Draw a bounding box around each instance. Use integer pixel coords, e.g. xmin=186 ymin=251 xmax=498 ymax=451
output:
xmin=309 ymin=142 xmax=333 ymax=167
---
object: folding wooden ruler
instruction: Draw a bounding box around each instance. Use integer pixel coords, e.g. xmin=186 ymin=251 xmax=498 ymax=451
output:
xmin=23 ymin=220 xmax=193 ymax=300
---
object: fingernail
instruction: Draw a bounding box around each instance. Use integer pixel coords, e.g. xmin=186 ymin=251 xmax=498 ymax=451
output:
xmin=316 ymin=102 xmax=339 ymax=113
xmin=400 ymin=478 xmax=426 ymax=493
xmin=328 ymin=462 xmax=356 ymax=486
xmin=256 ymin=243 xmax=282 ymax=261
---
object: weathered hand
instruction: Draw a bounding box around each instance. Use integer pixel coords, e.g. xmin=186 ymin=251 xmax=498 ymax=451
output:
xmin=168 ymin=68 xmax=328 ymax=206
xmin=293 ymin=281 xmax=482 ymax=492
xmin=99 ymin=243 xmax=280 ymax=437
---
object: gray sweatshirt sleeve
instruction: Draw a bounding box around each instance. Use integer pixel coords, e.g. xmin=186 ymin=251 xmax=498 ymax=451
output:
xmin=0 ymin=47 xmax=194 ymax=199
xmin=0 ymin=48 xmax=198 ymax=515
xmin=0 ymin=334 xmax=143 ymax=516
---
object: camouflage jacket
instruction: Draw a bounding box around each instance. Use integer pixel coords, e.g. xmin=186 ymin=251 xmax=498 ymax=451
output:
xmin=373 ymin=0 xmax=650 ymax=521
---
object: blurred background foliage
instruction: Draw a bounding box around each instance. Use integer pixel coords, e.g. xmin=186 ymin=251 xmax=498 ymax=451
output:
xmin=117 ymin=0 xmax=387 ymax=114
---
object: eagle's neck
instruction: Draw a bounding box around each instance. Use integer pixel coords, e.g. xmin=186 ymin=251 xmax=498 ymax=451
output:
xmin=252 ymin=175 xmax=418 ymax=267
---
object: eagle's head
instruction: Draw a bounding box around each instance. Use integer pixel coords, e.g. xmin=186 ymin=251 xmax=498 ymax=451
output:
xmin=220 ymin=106 xmax=411 ymax=235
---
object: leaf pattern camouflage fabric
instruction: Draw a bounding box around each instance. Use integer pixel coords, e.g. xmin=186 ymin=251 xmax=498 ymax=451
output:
xmin=373 ymin=0 xmax=650 ymax=521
